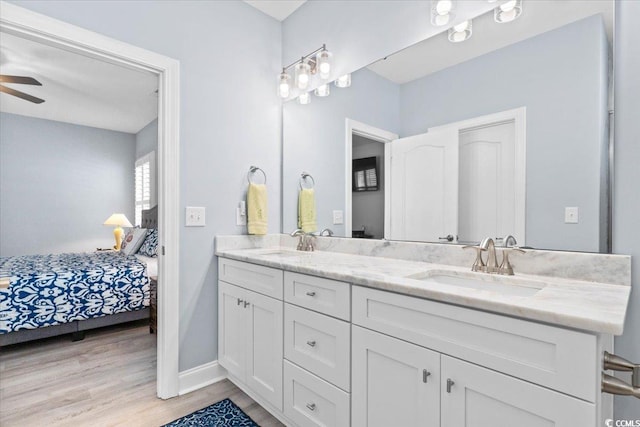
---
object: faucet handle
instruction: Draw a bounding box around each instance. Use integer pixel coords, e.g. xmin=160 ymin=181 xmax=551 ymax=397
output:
xmin=498 ymin=247 xmax=525 ymax=275
xmin=462 ymin=245 xmax=486 ymax=272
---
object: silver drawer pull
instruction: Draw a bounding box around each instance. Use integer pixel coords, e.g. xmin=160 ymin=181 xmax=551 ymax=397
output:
xmin=306 ymin=291 xmax=316 ymax=297
xmin=423 ymin=369 xmax=431 ymax=383
xmin=446 ymin=378 xmax=455 ymax=393
xmin=307 ymin=340 xmax=317 ymax=347
xmin=243 ymin=301 xmax=250 ymax=308
xmin=237 ymin=298 xmax=243 ymax=306
xmin=306 ymin=403 xmax=316 ymax=411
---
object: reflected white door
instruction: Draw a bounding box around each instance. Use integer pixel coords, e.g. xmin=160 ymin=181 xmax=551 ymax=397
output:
xmin=389 ymin=126 xmax=459 ymax=241
xmin=458 ymin=121 xmax=517 ymax=243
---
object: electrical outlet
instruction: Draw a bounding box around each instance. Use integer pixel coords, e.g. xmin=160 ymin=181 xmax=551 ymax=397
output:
xmin=565 ymin=207 xmax=579 ymax=224
xmin=333 ymin=210 xmax=344 ymax=225
xmin=236 ymin=207 xmax=247 ymax=226
xmin=185 ymin=206 xmax=206 ymax=226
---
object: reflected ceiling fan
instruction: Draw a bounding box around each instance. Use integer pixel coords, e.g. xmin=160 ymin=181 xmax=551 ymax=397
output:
xmin=0 ymin=75 xmax=45 ymax=104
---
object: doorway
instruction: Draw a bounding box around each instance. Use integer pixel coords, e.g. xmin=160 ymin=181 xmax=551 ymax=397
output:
xmin=1 ymin=2 xmax=181 ymax=398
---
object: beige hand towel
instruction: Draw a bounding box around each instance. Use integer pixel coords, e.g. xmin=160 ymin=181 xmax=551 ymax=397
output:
xmin=247 ymin=183 xmax=268 ymax=235
xmin=298 ymin=188 xmax=317 ymax=233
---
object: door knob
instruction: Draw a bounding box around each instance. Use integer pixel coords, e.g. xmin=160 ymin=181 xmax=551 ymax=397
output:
xmin=439 ymin=234 xmax=455 ymax=242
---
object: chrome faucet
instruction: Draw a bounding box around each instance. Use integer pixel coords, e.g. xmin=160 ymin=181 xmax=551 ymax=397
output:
xmin=502 ymin=235 xmax=518 ymax=248
xmin=464 ymin=236 xmax=526 ymax=275
xmin=290 ymin=229 xmax=316 ymax=251
xmin=320 ymin=228 xmax=334 ymax=237
xmin=479 ymin=237 xmax=499 ymax=273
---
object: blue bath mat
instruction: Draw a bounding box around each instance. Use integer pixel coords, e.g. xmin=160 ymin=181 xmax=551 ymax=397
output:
xmin=162 ymin=398 xmax=259 ymax=427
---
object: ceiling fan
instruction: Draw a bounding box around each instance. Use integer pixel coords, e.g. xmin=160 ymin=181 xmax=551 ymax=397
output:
xmin=0 ymin=75 xmax=45 ymax=104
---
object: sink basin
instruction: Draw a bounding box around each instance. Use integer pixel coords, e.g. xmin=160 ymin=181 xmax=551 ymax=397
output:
xmin=408 ymin=271 xmax=544 ymax=297
xmin=256 ymin=249 xmax=306 ymax=258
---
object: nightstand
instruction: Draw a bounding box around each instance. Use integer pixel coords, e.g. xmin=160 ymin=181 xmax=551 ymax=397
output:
xmin=150 ymin=275 xmax=157 ymax=334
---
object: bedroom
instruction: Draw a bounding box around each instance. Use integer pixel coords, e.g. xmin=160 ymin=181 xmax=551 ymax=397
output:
xmin=1 ymin=1 xmax=639 ymax=426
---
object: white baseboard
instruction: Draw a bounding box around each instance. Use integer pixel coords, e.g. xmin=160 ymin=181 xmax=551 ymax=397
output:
xmin=178 ymin=360 xmax=227 ymax=395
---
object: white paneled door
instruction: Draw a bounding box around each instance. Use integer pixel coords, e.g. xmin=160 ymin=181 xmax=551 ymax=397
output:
xmin=389 ymin=126 xmax=459 ymax=242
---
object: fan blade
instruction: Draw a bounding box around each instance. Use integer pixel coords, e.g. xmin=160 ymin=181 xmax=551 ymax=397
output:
xmin=0 ymin=85 xmax=45 ymax=104
xmin=0 ymin=75 xmax=42 ymax=85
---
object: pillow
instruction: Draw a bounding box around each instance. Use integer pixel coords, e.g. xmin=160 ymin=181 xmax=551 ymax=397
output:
xmin=121 ymin=228 xmax=147 ymax=256
xmin=138 ymin=228 xmax=158 ymax=257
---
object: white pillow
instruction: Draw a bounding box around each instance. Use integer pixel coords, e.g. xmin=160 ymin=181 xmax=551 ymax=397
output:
xmin=121 ymin=228 xmax=147 ymax=256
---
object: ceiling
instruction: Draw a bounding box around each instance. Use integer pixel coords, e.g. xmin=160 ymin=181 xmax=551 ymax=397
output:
xmin=244 ymin=0 xmax=306 ymax=21
xmin=0 ymin=32 xmax=158 ymax=134
xmin=368 ymin=0 xmax=613 ymax=84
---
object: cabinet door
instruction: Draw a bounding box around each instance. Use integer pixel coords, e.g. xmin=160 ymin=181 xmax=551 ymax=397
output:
xmin=245 ymin=289 xmax=284 ymax=411
xmin=352 ymin=326 xmax=440 ymax=427
xmin=218 ymin=281 xmax=247 ymax=380
xmin=441 ymin=356 xmax=595 ymax=427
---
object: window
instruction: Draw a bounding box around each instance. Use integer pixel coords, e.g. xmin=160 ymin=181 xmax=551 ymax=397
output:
xmin=135 ymin=151 xmax=156 ymax=226
xmin=352 ymin=156 xmax=379 ymax=191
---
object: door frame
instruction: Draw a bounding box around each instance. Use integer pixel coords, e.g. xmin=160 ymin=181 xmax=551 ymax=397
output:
xmin=430 ymin=107 xmax=527 ymax=244
xmin=345 ymin=119 xmax=398 ymax=240
xmin=0 ymin=2 xmax=181 ymax=399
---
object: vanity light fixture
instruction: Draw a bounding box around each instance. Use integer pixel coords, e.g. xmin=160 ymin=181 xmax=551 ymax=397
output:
xmin=294 ymin=61 xmax=311 ymax=90
xmin=277 ymin=44 xmax=333 ymax=99
xmin=448 ymin=20 xmax=473 ymax=43
xmin=431 ymin=0 xmax=455 ymax=27
xmin=335 ymin=74 xmax=351 ymax=88
xmin=297 ymin=92 xmax=311 ymax=105
xmin=278 ymin=69 xmax=291 ymax=98
xmin=494 ymin=0 xmax=522 ymax=23
xmin=314 ymin=84 xmax=330 ymax=97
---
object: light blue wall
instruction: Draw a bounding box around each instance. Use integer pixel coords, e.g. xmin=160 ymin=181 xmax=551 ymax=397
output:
xmin=0 ymin=112 xmax=135 ymax=256
xmin=10 ymin=0 xmax=282 ymax=371
xmin=613 ymin=0 xmax=640 ymax=420
xmin=399 ymin=15 xmax=608 ymax=252
xmin=283 ymin=68 xmax=399 ymax=236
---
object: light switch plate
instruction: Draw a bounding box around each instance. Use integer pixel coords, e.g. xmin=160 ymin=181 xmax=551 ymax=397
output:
xmin=185 ymin=206 xmax=206 ymax=226
xmin=565 ymin=207 xmax=579 ymax=224
xmin=333 ymin=210 xmax=344 ymax=225
xmin=236 ymin=207 xmax=247 ymax=226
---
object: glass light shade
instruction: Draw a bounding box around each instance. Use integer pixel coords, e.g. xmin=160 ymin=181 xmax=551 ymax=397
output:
xmin=278 ymin=71 xmax=291 ymax=99
xmin=297 ymin=92 xmax=311 ymax=105
xmin=431 ymin=0 xmax=455 ymax=26
xmin=295 ymin=61 xmax=311 ymax=90
xmin=314 ymin=84 xmax=330 ymax=97
xmin=316 ymin=50 xmax=333 ymax=80
xmin=334 ymin=74 xmax=351 ymax=88
xmin=494 ymin=0 xmax=522 ymax=23
xmin=448 ymin=20 xmax=472 ymax=43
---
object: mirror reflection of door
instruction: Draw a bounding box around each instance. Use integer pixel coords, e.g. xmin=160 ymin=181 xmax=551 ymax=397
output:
xmin=389 ymin=126 xmax=459 ymax=242
xmin=388 ymin=109 xmax=525 ymax=245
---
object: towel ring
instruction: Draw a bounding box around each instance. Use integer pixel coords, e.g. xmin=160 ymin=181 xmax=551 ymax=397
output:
xmin=300 ymin=172 xmax=315 ymax=190
xmin=247 ymin=166 xmax=267 ymax=184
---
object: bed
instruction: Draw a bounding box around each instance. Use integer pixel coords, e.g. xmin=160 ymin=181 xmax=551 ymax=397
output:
xmin=0 ymin=207 xmax=158 ymax=346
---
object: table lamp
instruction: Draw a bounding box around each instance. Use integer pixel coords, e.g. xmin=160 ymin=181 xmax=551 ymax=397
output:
xmin=103 ymin=213 xmax=133 ymax=251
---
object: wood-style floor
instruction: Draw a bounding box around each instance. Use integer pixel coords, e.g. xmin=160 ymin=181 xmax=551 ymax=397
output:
xmin=0 ymin=321 xmax=284 ymax=427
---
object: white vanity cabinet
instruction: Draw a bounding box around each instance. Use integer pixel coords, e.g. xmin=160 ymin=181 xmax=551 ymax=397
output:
xmin=352 ymin=285 xmax=599 ymax=427
xmin=218 ymin=259 xmax=284 ymax=411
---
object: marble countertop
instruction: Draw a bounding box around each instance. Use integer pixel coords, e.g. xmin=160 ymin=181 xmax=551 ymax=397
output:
xmin=216 ymin=247 xmax=631 ymax=335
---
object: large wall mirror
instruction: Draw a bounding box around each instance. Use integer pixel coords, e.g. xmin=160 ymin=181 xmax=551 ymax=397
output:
xmin=283 ymin=1 xmax=613 ymax=253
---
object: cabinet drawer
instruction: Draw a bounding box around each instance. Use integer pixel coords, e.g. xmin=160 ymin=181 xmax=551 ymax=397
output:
xmin=285 ymin=303 xmax=351 ymax=391
xmin=284 ymin=271 xmax=350 ymax=320
xmin=352 ymin=286 xmax=597 ymax=402
xmin=284 ymin=360 xmax=350 ymax=427
xmin=219 ymin=258 xmax=283 ymax=299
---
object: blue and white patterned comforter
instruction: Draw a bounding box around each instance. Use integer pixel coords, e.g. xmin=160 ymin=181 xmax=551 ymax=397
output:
xmin=0 ymin=251 xmax=149 ymax=334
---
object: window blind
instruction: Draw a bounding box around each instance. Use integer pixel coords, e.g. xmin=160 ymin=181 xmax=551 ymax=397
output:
xmin=135 ymin=151 xmax=156 ymax=226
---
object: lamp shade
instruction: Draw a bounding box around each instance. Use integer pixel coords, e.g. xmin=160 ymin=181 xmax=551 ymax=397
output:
xmin=103 ymin=213 xmax=133 ymax=228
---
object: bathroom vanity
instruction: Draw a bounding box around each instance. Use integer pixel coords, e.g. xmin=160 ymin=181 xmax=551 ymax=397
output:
xmin=215 ymin=235 xmax=631 ymax=427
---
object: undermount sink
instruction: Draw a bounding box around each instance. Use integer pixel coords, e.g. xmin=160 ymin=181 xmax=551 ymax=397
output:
xmin=408 ymin=271 xmax=545 ymax=297
xmin=256 ymin=249 xmax=306 ymax=258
